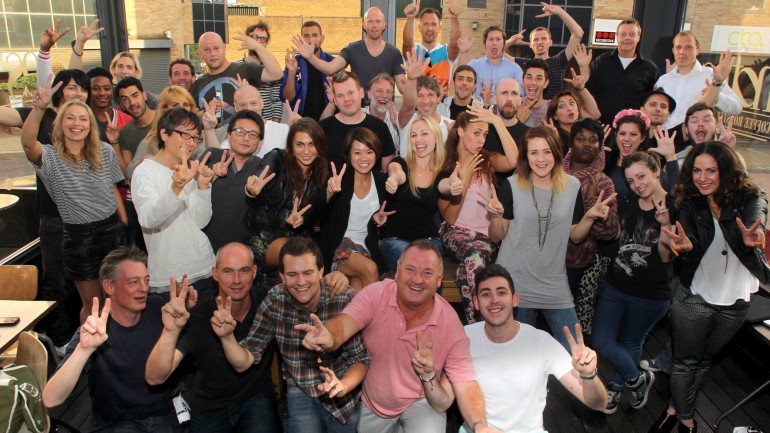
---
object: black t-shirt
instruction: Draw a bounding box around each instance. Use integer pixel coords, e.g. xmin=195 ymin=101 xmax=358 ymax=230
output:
xmin=320 ymin=114 xmax=396 ymax=169
xmin=449 ymin=100 xmax=467 ymax=120
xmin=379 ymin=157 xmax=449 ymax=240
xmin=176 ymin=286 xmax=276 ymax=412
xmin=17 ymin=107 xmax=60 ymax=218
xmin=484 ymin=121 xmax=530 ymax=184
xmin=607 ymin=194 xmax=675 ymax=300
xmin=303 ymin=63 xmax=325 ymax=121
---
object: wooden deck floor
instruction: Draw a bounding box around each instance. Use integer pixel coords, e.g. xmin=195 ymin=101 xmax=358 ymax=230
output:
xmin=48 ymin=319 xmax=770 ymax=433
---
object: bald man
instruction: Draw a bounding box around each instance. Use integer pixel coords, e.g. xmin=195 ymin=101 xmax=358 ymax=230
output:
xmin=189 ymin=32 xmax=283 ymax=124
xmin=293 ymin=7 xmax=406 ymax=95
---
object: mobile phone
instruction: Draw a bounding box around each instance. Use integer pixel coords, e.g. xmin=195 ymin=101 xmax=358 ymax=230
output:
xmin=0 ymin=317 xmax=20 ymax=326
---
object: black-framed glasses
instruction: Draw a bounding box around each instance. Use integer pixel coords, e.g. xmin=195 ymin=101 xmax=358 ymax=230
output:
xmin=172 ymin=129 xmax=204 ymax=144
xmin=249 ymin=34 xmax=269 ymax=43
xmin=232 ymin=127 xmax=261 ymax=140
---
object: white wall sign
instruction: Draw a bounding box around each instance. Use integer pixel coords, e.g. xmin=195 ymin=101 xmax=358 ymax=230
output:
xmin=592 ymin=19 xmax=622 ymax=46
xmin=711 ymin=25 xmax=770 ymax=54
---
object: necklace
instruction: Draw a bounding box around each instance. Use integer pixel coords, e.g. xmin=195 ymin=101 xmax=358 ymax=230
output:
xmin=722 ymin=240 xmax=729 ymax=273
xmin=530 ymin=176 xmax=555 ymax=251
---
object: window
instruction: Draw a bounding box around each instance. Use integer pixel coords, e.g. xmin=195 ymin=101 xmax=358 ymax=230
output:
xmin=192 ymin=0 xmax=227 ymax=42
xmin=504 ymin=0 xmax=593 ymax=47
xmin=0 ymin=0 xmax=97 ymax=50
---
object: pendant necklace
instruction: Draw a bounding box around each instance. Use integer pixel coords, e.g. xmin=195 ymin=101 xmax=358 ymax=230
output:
xmin=530 ymin=175 xmax=555 ymax=251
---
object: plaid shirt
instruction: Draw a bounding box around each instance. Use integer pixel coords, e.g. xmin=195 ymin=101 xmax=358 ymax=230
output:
xmin=240 ymin=282 xmax=369 ymax=423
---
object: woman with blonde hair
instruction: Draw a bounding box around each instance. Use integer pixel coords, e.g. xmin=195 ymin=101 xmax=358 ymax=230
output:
xmin=22 ymin=88 xmax=126 ymax=323
xmin=485 ymin=126 xmax=615 ymax=350
xmin=379 ymin=115 xmax=458 ymax=270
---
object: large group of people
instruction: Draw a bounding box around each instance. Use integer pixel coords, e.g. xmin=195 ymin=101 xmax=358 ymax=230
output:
xmin=13 ymin=3 xmax=766 ymax=433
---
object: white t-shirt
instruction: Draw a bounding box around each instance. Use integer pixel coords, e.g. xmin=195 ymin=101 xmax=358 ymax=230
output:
xmin=219 ymin=120 xmax=288 ymax=158
xmin=343 ymin=175 xmax=380 ymax=246
xmin=465 ymin=322 xmax=573 ymax=433
xmin=619 ymin=56 xmax=635 ymax=69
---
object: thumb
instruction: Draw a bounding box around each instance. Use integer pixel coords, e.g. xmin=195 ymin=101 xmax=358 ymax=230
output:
xmin=452 ymin=163 xmax=461 ymax=177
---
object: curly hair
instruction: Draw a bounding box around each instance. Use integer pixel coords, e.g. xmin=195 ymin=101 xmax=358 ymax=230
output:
xmin=673 ymin=141 xmax=760 ymax=209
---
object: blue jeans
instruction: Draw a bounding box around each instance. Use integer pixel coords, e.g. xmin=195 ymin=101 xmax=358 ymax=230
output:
xmin=592 ymin=280 xmax=670 ymax=385
xmin=516 ymin=306 xmax=579 ymax=352
xmin=191 ymin=390 xmax=279 ymax=433
xmin=286 ymin=386 xmax=358 ymax=433
xmin=96 ymin=413 xmax=180 ymax=433
xmin=379 ymin=237 xmax=443 ymax=271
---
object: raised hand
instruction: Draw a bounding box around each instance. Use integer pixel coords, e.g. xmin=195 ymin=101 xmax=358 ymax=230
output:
xmin=563 ymin=67 xmax=586 ymax=90
xmin=76 ymin=18 xmax=103 ymax=45
xmin=505 ymin=29 xmax=527 ymax=48
xmin=585 ymin=190 xmax=616 ymax=220
xmin=171 ymin=153 xmax=198 ymax=194
xmin=457 ymin=31 xmax=474 ymax=54
xmin=163 ymin=275 xmax=192 ymax=332
xmin=446 ymin=0 xmax=461 ymax=18
xmin=602 ymin=124 xmax=613 ymax=152
xmin=716 ymin=114 xmax=737 ymax=148
xmin=201 ymin=98 xmax=219 ymax=130
xmin=649 ymin=126 xmax=677 ymax=159
xmin=713 ymin=49 xmax=735 ymax=83
xmin=404 ymin=0 xmax=420 ymax=18
xmin=246 ymin=166 xmax=276 ymax=197
xmin=665 ymin=58 xmax=674 ymax=74
xmin=402 ymin=48 xmax=429 ymax=80
xmin=196 ymin=152 xmax=216 ymax=189
xmin=285 ymin=48 xmax=299 ymax=74
xmin=652 ymin=195 xmax=671 ymax=226
xmin=481 ymin=78 xmax=493 ymax=107
xmin=536 ymin=2 xmax=565 ymax=18
xmin=324 ymin=76 xmax=335 ymax=106
xmin=294 ymin=313 xmax=334 ymax=352
xmin=105 ymin=110 xmax=120 ymax=145
xmin=411 ymin=330 xmax=435 ymax=377
xmin=517 ymin=97 xmax=537 ymax=123
xmin=286 ymin=99 xmax=302 ymax=126
xmin=213 ymin=150 xmax=235 ymax=178
xmin=563 ymin=323 xmax=597 ymax=376
xmin=448 ymin=163 xmax=463 ymax=196
xmin=389 ymin=100 xmax=398 ymax=125
xmin=467 ymin=103 xmax=498 ymax=125
xmin=39 ymin=18 xmax=70 ymax=52
xmin=286 ymin=197 xmax=312 ymax=229
xmin=736 ymin=216 xmax=765 ymax=248
xmin=573 ymin=43 xmax=592 ymax=69
xmin=373 ymin=200 xmax=396 ymax=227
xmin=661 ymin=221 xmax=693 ymax=255
xmin=80 ymin=297 xmax=110 ymax=350
xmin=326 ymin=162 xmax=347 ymax=198
xmin=477 ymin=184 xmax=504 ymax=219
xmin=317 ymin=366 xmax=349 ymax=398
xmin=210 ymin=295 xmax=236 ymax=337
xmin=229 ymin=72 xmax=249 ymax=89
xmin=459 ymin=152 xmax=484 ymax=185
xmin=292 ymin=34 xmax=315 ymax=59
xmin=232 ymin=33 xmax=261 ymax=53
xmin=33 ymin=74 xmax=62 ymax=109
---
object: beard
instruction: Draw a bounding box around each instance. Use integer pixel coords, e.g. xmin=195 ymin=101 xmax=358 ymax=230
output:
xmin=498 ymin=103 xmax=518 ymax=120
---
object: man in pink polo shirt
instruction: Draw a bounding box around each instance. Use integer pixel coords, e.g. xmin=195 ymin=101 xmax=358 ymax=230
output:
xmin=298 ymin=240 xmax=502 ymax=433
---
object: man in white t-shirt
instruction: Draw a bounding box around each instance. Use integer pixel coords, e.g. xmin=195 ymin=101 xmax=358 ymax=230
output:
xmin=463 ymin=264 xmax=607 ymax=433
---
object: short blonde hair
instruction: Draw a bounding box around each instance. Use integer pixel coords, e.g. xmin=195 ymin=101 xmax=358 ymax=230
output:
xmin=674 ymin=30 xmax=700 ymax=49
xmin=109 ymin=52 xmax=143 ymax=83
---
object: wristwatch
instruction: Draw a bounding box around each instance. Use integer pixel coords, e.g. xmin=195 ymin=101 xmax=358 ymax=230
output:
xmin=419 ymin=373 xmax=436 ymax=391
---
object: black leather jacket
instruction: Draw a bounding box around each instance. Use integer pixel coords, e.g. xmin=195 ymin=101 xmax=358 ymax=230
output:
xmin=676 ymin=190 xmax=770 ymax=289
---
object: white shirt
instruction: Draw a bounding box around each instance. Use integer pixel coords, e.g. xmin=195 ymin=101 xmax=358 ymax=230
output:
xmin=343 ymin=174 xmax=380 ymax=246
xmin=363 ymin=106 xmax=400 ymax=155
xmin=219 ymin=120 xmax=288 ymax=158
xmin=656 ymin=60 xmax=743 ymax=128
xmin=465 ymin=322 xmax=573 ymax=433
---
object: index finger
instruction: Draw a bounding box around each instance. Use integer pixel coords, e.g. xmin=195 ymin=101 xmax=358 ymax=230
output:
xmin=416 ymin=330 xmax=424 ymax=351
xmin=310 ymin=313 xmax=325 ymax=330
xmin=168 ymin=277 xmax=179 ymax=301
xmin=259 ymin=165 xmax=272 ymax=179
xmin=490 ymin=183 xmax=498 ymax=199
xmin=99 ymin=298 xmax=111 ymax=324
xmin=338 ymin=163 xmax=347 ymax=178
xmin=562 ymin=325 xmax=579 ymax=353
xmin=379 ymin=200 xmax=388 ymax=213
xmin=601 ymin=192 xmax=617 ymax=206
xmin=297 ymin=203 xmax=312 ymax=216
xmin=330 ymin=161 xmax=338 ymax=177
xmin=573 ymin=323 xmax=584 ymax=347
xmin=220 ymin=149 xmax=228 ymax=164
xmin=292 ymin=196 xmax=300 ymax=212
xmin=736 ymin=216 xmax=749 ymax=233
xmin=476 ymin=191 xmax=492 ymax=204
xmin=178 ymin=274 xmax=190 ymax=300
xmin=91 ymin=296 xmax=101 ymax=318
xmin=200 ymin=151 xmax=211 ymax=167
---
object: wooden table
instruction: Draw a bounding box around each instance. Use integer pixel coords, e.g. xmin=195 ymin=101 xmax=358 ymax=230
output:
xmin=0 ymin=300 xmax=56 ymax=352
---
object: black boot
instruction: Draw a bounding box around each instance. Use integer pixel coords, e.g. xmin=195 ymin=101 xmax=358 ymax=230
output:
xmin=677 ymin=420 xmax=697 ymax=433
xmin=647 ymin=409 xmax=677 ymax=433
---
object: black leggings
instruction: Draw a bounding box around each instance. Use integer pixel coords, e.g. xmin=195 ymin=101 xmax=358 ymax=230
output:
xmin=669 ymin=283 xmax=749 ymax=420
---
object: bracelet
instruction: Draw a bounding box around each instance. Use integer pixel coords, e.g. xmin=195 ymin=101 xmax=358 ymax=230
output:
xmin=580 ymin=368 xmax=598 ymax=380
xmin=419 ymin=373 xmax=435 ymax=391
xmin=576 ymin=86 xmax=586 ymax=92
xmin=471 ymin=420 xmax=487 ymax=432
xmin=712 ymin=80 xmax=723 ymax=87
xmin=70 ymin=40 xmax=83 ymax=56
xmin=244 ymin=184 xmax=255 ymax=198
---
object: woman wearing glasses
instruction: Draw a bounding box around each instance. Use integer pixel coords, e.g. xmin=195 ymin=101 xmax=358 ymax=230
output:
xmin=132 ymin=108 xmax=217 ymax=297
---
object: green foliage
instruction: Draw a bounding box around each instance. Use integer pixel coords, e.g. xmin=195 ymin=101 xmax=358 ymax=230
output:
xmin=0 ymin=74 xmax=38 ymax=91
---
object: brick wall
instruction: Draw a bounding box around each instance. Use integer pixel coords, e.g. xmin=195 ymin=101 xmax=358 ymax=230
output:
xmin=125 ymin=0 xmax=193 ymax=59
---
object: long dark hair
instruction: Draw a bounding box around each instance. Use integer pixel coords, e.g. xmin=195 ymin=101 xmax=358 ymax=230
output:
xmin=285 ymin=118 xmax=328 ymax=197
xmin=442 ymin=111 xmax=495 ymax=185
xmin=673 ymin=141 xmax=760 ymax=209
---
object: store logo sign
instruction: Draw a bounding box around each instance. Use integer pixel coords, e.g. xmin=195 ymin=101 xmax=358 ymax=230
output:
xmin=712 ymin=25 xmax=770 ymax=54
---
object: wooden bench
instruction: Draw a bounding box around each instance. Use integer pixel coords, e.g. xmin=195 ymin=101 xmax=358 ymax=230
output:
xmin=441 ymin=259 xmax=462 ymax=304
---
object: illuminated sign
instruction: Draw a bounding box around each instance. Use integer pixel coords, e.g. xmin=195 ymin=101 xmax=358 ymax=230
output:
xmin=711 ymin=25 xmax=770 ymax=54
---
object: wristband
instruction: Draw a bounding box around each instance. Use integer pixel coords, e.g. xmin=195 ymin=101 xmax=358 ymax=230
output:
xmin=419 ymin=373 xmax=435 ymax=391
xmin=580 ymin=368 xmax=598 ymax=380
xmin=70 ymin=40 xmax=83 ymax=56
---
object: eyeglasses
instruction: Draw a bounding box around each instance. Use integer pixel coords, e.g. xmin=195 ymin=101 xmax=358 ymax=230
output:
xmin=232 ymin=127 xmax=261 ymax=140
xmin=220 ymin=267 xmax=254 ymax=277
xmin=574 ymin=136 xmax=600 ymax=144
xmin=249 ymin=34 xmax=269 ymax=43
xmin=172 ymin=129 xmax=203 ymax=144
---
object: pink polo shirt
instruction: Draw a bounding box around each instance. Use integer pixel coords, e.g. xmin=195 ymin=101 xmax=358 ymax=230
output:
xmin=343 ymin=279 xmax=476 ymax=418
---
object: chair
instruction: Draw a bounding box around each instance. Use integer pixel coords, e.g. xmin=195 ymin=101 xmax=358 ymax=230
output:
xmin=0 ymin=265 xmax=38 ymax=300
xmin=14 ymin=331 xmax=50 ymax=433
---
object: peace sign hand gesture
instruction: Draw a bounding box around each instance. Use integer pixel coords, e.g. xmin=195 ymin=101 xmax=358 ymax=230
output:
xmin=294 ymin=313 xmax=334 ymax=352
xmin=563 ymin=324 xmax=597 ymax=376
xmin=213 ymin=150 xmax=235 ymax=178
xmin=33 ymin=74 xmax=62 ymax=110
xmin=412 ymin=330 xmax=435 ymax=377
xmin=76 ymin=18 xmax=103 ymax=45
xmin=163 ymin=275 xmax=192 ymax=333
xmin=105 ymin=110 xmax=120 ymax=145
xmin=79 ymin=297 xmax=110 ymax=351
xmin=171 ymin=153 xmax=198 ymax=194
xmin=245 ymin=166 xmax=276 ymax=197
xmin=39 ymin=18 xmax=70 ymax=52
xmin=286 ymin=99 xmax=302 ymax=126
xmin=196 ymin=152 xmax=216 ymax=189
xmin=317 ymin=366 xmax=350 ymax=398
xmin=736 ymin=217 xmax=765 ymax=248
xmin=285 ymin=48 xmax=299 ymax=74
xmin=716 ymin=114 xmax=737 ymax=149
xmin=661 ymin=221 xmax=693 ymax=255
xmin=477 ymin=184 xmax=504 ymax=219
xmin=326 ymin=162 xmax=347 ymax=199
xmin=286 ymin=197 xmax=312 ymax=229
xmin=210 ymin=296 xmax=236 ymax=338
xmin=373 ymin=201 xmax=396 ymax=227
xmin=585 ymin=190 xmax=617 ymax=221
xmin=201 ymin=98 xmax=219 ymax=130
